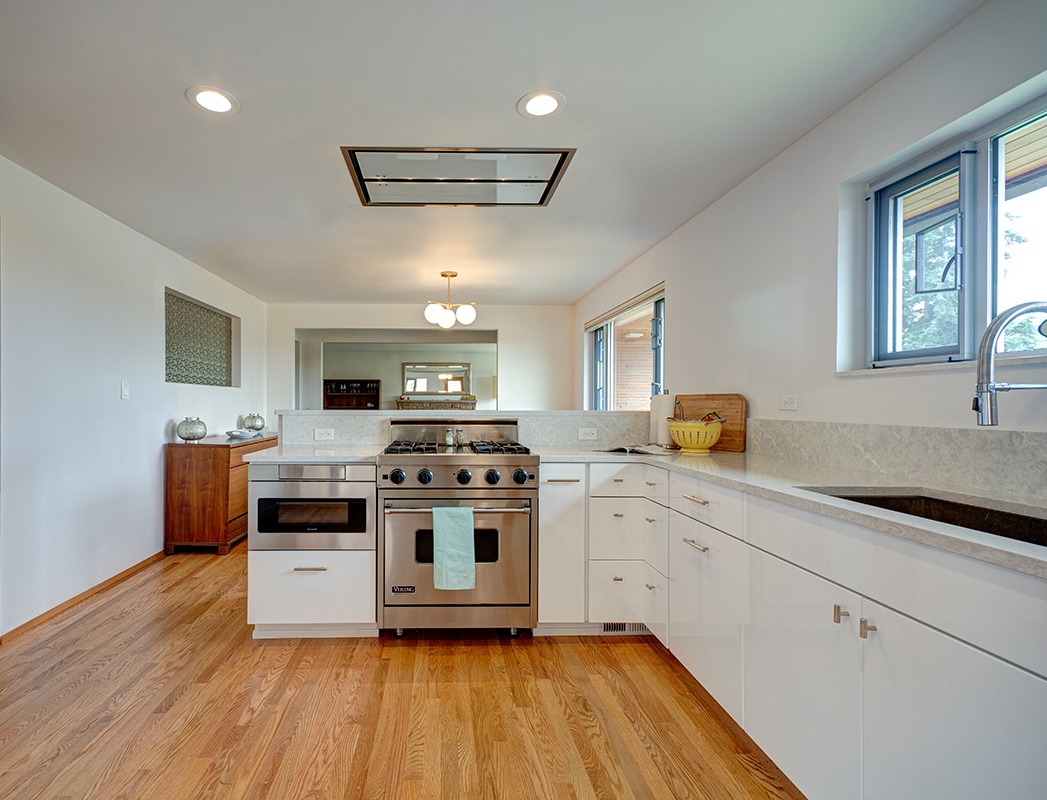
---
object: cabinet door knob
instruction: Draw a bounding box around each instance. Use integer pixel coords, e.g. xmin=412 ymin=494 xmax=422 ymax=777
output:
xmin=682 ymin=494 xmax=710 ymax=506
xmin=682 ymin=537 xmax=709 ymax=553
xmin=859 ymin=618 xmax=878 ymax=639
xmin=833 ymin=604 xmax=851 ymax=624
xmin=293 ymin=566 xmax=328 ymax=572
xmin=612 ymin=576 xmax=624 ymax=582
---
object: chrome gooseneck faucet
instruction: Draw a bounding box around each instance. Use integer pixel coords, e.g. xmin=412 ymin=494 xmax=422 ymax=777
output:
xmin=973 ymin=301 xmax=1047 ymax=425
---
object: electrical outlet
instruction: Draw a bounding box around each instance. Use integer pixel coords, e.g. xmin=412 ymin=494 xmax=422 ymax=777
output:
xmin=313 ymin=428 xmax=335 ymax=441
xmin=779 ymin=395 xmax=799 ymax=412
xmin=578 ymin=427 xmax=598 ymax=441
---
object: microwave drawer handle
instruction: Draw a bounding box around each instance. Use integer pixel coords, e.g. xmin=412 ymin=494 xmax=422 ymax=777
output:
xmin=383 ymin=507 xmax=531 ymax=515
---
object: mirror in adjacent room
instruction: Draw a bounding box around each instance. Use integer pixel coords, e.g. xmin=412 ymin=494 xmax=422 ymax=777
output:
xmin=402 ymin=363 xmax=470 ymax=395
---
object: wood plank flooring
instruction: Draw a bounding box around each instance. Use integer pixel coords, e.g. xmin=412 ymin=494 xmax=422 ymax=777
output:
xmin=0 ymin=545 xmax=805 ymax=799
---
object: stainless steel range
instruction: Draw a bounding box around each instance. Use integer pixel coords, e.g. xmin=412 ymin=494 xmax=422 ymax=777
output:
xmin=377 ymin=419 xmax=538 ymax=635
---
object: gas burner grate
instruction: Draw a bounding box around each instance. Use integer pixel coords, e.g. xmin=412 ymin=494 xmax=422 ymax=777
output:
xmin=470 ymin=440 xmax=531 ymax=455
xmin=384 ymin=440 xmax=440 ymax=454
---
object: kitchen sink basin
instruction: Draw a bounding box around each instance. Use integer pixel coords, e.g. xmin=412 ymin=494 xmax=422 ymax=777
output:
xmin=800 ymin=487 xmax=1047 ymax=548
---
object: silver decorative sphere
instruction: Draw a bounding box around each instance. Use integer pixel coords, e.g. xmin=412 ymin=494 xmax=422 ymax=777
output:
xmin=176 ymin=417 xmax=207 ymax=442
xmin=243 ymin=412 xmax=265 ymax=431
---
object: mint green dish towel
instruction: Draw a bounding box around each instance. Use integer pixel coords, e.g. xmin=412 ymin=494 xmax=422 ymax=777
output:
xmin=432 ymin=506 xmax=476 ymax=590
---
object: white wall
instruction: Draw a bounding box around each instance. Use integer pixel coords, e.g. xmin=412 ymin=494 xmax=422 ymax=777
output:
xmin=0 ymin=154 xmax=268 ymax=635
xmin=266 ymin=304 xmax=575 ymax=413
xmin=575 ymin=0 xmax=1047 ymax=432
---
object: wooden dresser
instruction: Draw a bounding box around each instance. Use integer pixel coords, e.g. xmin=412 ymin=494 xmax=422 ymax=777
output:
xmin=165 ymin=434 xmax=278 ymax=554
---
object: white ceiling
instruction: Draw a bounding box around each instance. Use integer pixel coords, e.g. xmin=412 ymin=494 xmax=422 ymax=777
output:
xmin=0 ymin=0 xmax=986 ymax=307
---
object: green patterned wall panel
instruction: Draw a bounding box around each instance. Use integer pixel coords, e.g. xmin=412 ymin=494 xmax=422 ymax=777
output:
xmin=165 ymin=291 xmax=233 ymax=386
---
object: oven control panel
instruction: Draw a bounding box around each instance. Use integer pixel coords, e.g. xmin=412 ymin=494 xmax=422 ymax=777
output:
xmin=377 ymin=461 xmax=537 ymax=489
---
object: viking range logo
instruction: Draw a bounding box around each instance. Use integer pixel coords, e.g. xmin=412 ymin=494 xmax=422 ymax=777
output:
xmin=391 ymin=585 xmax=416 ymax=594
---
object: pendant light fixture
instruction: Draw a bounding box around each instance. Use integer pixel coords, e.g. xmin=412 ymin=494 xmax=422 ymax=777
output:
xmin=424 ymin=271 xmax=476 ymax=328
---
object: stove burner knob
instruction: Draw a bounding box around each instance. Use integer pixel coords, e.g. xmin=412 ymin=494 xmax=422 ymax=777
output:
xmin=511 ymin=468 xmax=529 ymax=485
xmin=484 ymin=468 xmax=501 ymax=485
xmin=455 ymin=468 xmax=472 ymax=485
xmin=389 ymin=468 xmax=406 ymax=485
xmin=416 ymin=468 xmax=434 ymax=485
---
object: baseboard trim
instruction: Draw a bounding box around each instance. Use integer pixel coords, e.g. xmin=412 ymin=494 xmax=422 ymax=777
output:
xmin=0 ymin=551 xmax=166 ymax=644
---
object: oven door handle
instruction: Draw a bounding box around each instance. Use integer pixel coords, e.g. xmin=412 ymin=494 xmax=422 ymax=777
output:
xmin=383 ymin=507 xmax=531 ymax=515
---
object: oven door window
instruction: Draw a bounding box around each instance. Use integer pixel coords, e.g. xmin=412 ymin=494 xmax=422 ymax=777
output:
xmin=256 ymin=498 xmax=368 ymax=533
xmin=414 ymin=528 xmax=499 ymax=564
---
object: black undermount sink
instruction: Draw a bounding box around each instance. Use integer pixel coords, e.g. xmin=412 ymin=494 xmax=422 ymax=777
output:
xmin=801 ymin=488 xmax=1047 ymax=549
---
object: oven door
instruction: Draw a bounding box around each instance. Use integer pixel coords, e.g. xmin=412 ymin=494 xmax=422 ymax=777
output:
xmin=382 ymin=497 xmax=532 ymax=606
xmin=249 ymin=480 xmax=376 ymax=550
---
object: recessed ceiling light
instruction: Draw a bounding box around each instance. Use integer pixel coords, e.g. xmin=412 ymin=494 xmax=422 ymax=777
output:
xmin=517 ymin=90 xmax=566 ymax=119
xmin=186 ymin=85 xmax=241 ymax=115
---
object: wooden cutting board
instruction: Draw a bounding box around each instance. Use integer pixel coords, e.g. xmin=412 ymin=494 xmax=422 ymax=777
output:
xmin=673 ymin=393 xmax=748 ymax=452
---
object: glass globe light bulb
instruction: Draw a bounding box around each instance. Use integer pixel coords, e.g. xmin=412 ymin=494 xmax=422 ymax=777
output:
xmin=424 ymin=302 xmax=444 ymax=324
xmin=437 ymin=307 xmax=456 ymax=328
xmin=455 ymin=304 xmax=477 ymax=325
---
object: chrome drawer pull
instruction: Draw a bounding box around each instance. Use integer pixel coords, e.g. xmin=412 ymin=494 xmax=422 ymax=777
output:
xmin=682 ymin=537 xmax=709 ymax=552
xmin=833 ymin=604 xmax=851 ymax=624
xmin=645 ymin=583 xmax=656 ymax=591
xmin=613 ymin=513 xmax=625 ymax=518
xmin=859 ymin=618 xmax=878 ymax=639
xmin=544 ymin=478 xmax=581 ymax=483
xmin=612 ymin=478 xmax=625 ymax=483
xmin=645 ymin=517 xmax=656 ymax=523
xmin=612 ymin=576 xmax=624 ymax=582
xmin=293 ymin=566 xmax=328 ymax=572
xmin=682 ymin=494 xmax=710 ymax=506
xmin=645 ymin=481 xmax=657 ymax=486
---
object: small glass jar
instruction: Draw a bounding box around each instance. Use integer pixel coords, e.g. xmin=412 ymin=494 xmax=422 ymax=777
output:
xmin=176 ymin=417 xmax=207 ymax=442
xmin=242 ymin=412 xmax=265 ymax=431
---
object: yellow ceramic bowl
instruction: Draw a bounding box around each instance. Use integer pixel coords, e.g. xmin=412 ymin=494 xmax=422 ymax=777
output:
xmin=668 ymin=419 xmax=723 ymax=454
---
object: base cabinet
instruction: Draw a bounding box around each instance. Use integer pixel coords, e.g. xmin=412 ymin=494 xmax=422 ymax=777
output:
xmin=640 ymin=561 xmax=668 ymax=646
xmin=668 ymin=509 xmax=745 ymax=722
xmin=248 ymin=550 xmax=376 ymax=626
xmin=537 ymin=464 xmax=587 ymax=624
xmin=745 ymin=548 xmax=861 ymax=800
xmin=862 ymin=600 xmax=1047 ymax=800
xmin=588 ymin=560 xmax=643 ymax=623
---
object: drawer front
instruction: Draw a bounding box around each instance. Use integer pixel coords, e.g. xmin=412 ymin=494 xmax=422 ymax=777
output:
xmin=589 ymin=497 xmax=645 ymax=560
xmin=247 ymin=550 xmax=376 ymax=625
xmin=641 ymin=561 xmax=668 ymax=647
xmin=642 ymin=498 xmax=669 ymax=577
xmin=669 ymin=474 xmax=744 ymax=536
xmin=589 ymin=462 xmax=647 ymax=497
xmin=643 ymin=465 xmax=670 ymax=506
xmin=228 ymin=463 xmax=249 ymax=520
xmin=587 ymin=560 xmax=643 ymax=623
xmin=229 ymin=436 xmax=277 ymax=467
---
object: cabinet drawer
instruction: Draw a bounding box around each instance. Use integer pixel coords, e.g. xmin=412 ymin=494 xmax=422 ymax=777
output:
xmin=641 ymin=561 xmax=668 ymax=647
xmin=588 ymin=560 xmax=643 ymax=623
xmin=643 ymin=465 xmax=669 ymax=506
xmin=228 ymin=436 xmax=277 ymax=467
xmin=669 ymin=474 xmax=744 ymax=536
xmin=589 ymin=463 xmax=647 ymax=497
xmin=642 ymin=498 xmax=669 ymax=577
xmin=589 ymin=497 xmax=645 ymax=560
xmin=228 ymin=463 xmax=249 ymax=519
xmin=247 ymin=550 xmax=376 ymax=625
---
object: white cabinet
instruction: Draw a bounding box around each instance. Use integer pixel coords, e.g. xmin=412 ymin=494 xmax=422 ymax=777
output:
xmin=588 ymin=560 xmax=644 ymax=623
xmin=248 ymin=550 xmax=376 ymax=626
xmin=641 ymin=561 xmax=669 ymax=646
xmin=642 ymin=464 xmax=670 ymax=506
xmin=669 ymin=473 xmax=743 ymax=535
xmin=745 ymin=548 xmax=862 ymax=800
xmin=641 ymin=497 xmax=669 ymax=578
xmin=589 ymin=462 xmax=648 ymax=496
xmin=668 ymin=509 xmax=746 ymax=722
xmin=861 ymin=600 xmax=1047 ymax=800
xmin=589 ymin=497 xmax=646 ymax=560
xmin=537 ymin=463 xmax=587 ymax=624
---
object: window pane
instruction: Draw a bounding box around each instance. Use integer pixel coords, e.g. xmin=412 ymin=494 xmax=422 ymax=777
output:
xmin=878 ymin=163 xmax=960 ymax=358
xmin=994 ymin=113 xmax=1047 ymax=353
xmin=613 ymin=302 xmax=655 ymax=411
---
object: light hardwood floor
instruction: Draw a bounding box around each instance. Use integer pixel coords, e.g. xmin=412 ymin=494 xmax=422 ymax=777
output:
xmin=0 ymin=545 xmax=805 ymax=800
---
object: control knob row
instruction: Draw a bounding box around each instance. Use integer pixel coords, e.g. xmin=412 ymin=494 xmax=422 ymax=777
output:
xmin=387 ymin=467 xmax=531 ymax=485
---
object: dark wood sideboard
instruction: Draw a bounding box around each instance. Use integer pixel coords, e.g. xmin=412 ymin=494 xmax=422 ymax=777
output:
xmin=165 ymin=434 xmax=278 ymax=554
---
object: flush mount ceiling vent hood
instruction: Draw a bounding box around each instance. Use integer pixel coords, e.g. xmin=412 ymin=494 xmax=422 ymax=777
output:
xmin=341 ymin=147 xmax=575 ymax=207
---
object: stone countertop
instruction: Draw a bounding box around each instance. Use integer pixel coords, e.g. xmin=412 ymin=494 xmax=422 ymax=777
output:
xmin=245 ymin=444 xmax=380 ymax=463
xmin=536 ymin=447 xmax=1047 ymax=580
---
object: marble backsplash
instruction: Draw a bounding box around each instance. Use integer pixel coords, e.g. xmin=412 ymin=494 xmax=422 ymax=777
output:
xmin=748 ymin=418 xmax=1047 ymax=501
xmin=277 ymin=410 xmax=1042 ymax=500
xmin=277 ymin=409 xmax=649 ymax=450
